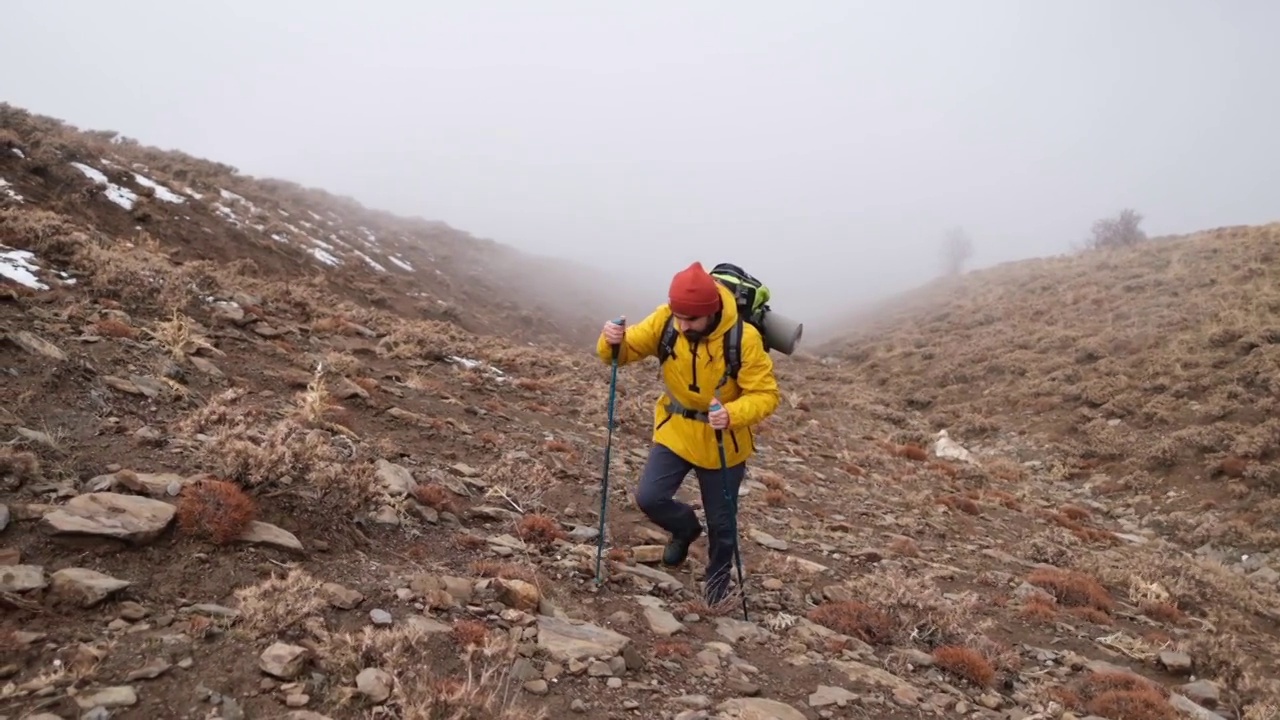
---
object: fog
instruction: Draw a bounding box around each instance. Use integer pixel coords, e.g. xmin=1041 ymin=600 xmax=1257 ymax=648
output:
xmin=5 ymin=0 xmax=1280 ymax=337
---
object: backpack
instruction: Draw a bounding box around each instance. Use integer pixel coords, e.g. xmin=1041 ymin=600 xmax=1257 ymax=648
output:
xmin=656 ymin=262 xmax=773 ymax=385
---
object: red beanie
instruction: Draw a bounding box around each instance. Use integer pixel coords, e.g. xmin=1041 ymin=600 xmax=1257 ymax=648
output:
xmin=668 ymin=262 xmax=723 ymax=317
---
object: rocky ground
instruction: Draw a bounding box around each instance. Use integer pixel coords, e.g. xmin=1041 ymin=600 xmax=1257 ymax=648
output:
xmin=3 ymin=108 xmax=1280 ymax=720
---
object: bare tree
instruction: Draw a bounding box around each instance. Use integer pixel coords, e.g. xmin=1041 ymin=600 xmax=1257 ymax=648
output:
xmin=941 ymin=226 xmax=973 ymax=276
xmin=1084 ymin=208 xmax=1146 ymax=250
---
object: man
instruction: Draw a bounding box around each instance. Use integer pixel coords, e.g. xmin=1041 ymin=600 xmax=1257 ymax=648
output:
xmin=596 ymin=261 xmax=780 ymax=605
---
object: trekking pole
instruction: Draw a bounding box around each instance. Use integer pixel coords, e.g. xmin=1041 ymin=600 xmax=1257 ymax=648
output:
xmin=709 ymin=393 xmax=749 ymax=621
xmin=594 ymin=317 xmax=624 ymax=586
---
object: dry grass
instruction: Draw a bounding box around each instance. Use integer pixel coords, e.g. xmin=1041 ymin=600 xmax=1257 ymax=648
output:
xmin=806 ymin=600 xmax=897 ymax=645
xmin=1025 ymin=567 xmax=1115 ymax=614
xmin=931 ymin=645 xmax=996 ymax=688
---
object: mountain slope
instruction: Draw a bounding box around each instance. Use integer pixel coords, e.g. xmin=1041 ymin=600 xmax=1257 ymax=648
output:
xmin=2 ymin=104 xmax=1277 ymax=720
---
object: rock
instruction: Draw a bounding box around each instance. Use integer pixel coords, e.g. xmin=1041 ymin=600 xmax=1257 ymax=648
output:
xmin=0 ymin=547 xmax=20 ymax=565
xmin=643 ymin=605 xmax=686 ymax=636
xmin=90 ymin=471 xmax=186 ymax=498
xmin=260 ymin=642 xmax=309 ymax=679
xmin=809 ymin=685 xmax=859 ymax=707
xmin=49 ymin=567 xmax=131 ymax=607
xmin=374 ymin=459 xmax=417 ymax=496
xmin=1157 ymin=650 xmax=1193 ymax=675
xmin=1169 ymin=693 xmax=1230 ymax=720
xmin=0 ymin=503 xmax=9 ymax=531
xmin=0 ymin=564 xmax=46 ymax=593
xmin=73 ymin=685 xmax=138 ymax=709
xmin=1178 ymin=679 xmax=1221 ymax=708
xmin=237 ymin=520 xmax=304 ymax=551
xmin=369 ymin=609 xmax=393 ymax=625
xmin=535 ymin=616 xmax=631 ymax=662
xmin=717 ymin=697 xmax=808 ymax=720
xmin=749 ymin=529 xmax=789 ymax=551
xmin=7 ymin=330 xmax=66 ymax=361
xmin=355 ymin=667 xmax=393 ymax=703
xmin=631 ymin=545 xmax=665 ymax=563
xmin=41 ymin=492 xmax=176 ymax=544
xmin=523 ymin=679 xmax=549 ymax=695
xmin=321 ymin=582 xmax=364 ymax=609
xmin=124 ymin=659 xmax=172 ymax=681
xmin=496 ymin=578 xmax=541 ymax=611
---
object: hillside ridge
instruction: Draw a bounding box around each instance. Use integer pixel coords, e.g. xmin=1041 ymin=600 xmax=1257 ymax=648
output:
xmin=3 ymin=103 xmax=1278 ymax=720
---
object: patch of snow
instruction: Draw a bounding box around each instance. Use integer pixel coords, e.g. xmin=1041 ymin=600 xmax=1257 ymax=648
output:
xmin=69 ymin=162 xmax=137 ymax=210
xmin=270 ymin=233 xmax=291 ymax=244
xmin=309 ymin=247 xmax=342 ymax=266
xmin=447 ymin=356 xmax=505 ymax=378
xmin=132 ymin=173 xmax=186 ymax=204
xmin=212 ymin=203 xmax=241 ymax=226
xmin=310 ymin=236 xmax=337 ymax=252
xmin=278 ymin=209 xmax=290 ymax=217
xmin=0 ymin=246 xmax=47 ymax=289
xmin=388 ymin=255 xmax=414 ymax=272
xmin=10 ymin=148 xmax=24 ymax=158
xmin=184 ymin=187 xmax=204 ymax=200
xmin=0 ymin=177 xmax=24 ymax=202
xmin=307 ymin=211 xmax=323 ymax=221
xmin=355 ymin=251 xmax=386 ymax=272
xmin=219 ymin=188 xmax=246 ymax=203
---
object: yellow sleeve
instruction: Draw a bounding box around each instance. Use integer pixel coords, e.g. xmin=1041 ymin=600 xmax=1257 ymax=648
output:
xmin=724 ymin=329 xmax=779 ymax=428
xmin=595 ymin=305 xmax=668 ymax=366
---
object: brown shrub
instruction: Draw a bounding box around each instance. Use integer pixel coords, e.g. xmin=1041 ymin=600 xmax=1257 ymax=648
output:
xmin=763 ymin=489 xmax=788 ymax=507
xmin=1068 ymin=606 xmax=1114 ymax=626
xmin=896 ymin=443 xmax=928 ymax=462
xmin=176 ymin=478 xmax=258 ymax=544
xmin=90 ymin=317 xmax=138 ymax=339
xmin=1139 ymin=600 xmax=1187 ymax=625
xmin=469 ymin=560 xmax=538 ymax=585
xmin=1026 ymin=567 xmax=1115 ymax=613
xmin=888 ymin=536 xmax=921 ymax=557
xmin=806 ymin=601 xmax=897 ymax=645
xmin=514 ymin=513 xmax=566 ymax=546
xmin=1020 ymin=595 xmax=1058 ymax=623
xmin=1058 ymin=504 xmax=1092 ymax=521
xmin=937 ymin=493 xmax=981 ymax=515
xmin=1073 ymin=670 xmax=1176 ymax=720
xmin=414 ymin=484 xmax=458 ymax=514
xmin=652 ymin=640 xmax=694 ymax=658
xmin=931 ymin=645 xmax=996 ymax=688
xmin=0 ymin=448 xmax=41 ymax=487
xmin=452 ymin=619 xmax=489 ymax=648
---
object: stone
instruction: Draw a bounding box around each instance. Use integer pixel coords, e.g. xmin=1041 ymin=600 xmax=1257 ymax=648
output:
xmin=41 ymin=492 xmax=176 ymax=544
xmin=356 ymin=667 xmax=393 ymax=703
xmin=49 ymin=567 xmax=131 ymax=607
xmin=716 ymin=697 xmax=808 ymax=720
xmin=0 ymin=564 xmax=46 ymax=593
xmin=809 ymin=685 xmax=858 ymax=707
xmin=237 ymin=521 xmax=304 ymax=551
xmin=72 ymin=686 xmax=138 ymax=709
xmin=535 ymin=616 xmax=631 ymax=662
xmin=260 ymin=642 xmax=309 ymax=680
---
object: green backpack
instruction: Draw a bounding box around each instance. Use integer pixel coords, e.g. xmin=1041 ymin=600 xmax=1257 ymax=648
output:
xmin=656 ymin=262 xmax=773 ymax=387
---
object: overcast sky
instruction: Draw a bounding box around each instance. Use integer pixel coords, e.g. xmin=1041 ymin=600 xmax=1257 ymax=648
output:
xmin=4 ymin=1 xmax=1279 ymax=327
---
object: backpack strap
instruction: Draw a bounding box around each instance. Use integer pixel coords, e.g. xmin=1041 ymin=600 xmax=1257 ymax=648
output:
xmin=656 ymin=312 xmax=678 ymax=365
xmin=721 ymin=316 xmax=743 ymax=384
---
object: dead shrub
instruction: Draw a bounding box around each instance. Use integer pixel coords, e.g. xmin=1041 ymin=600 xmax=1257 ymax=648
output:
xmin=937 ymin=493 xmax=981 ymax=515
xmin=414 ymin=484 xmax=459 ymax=514
xmin=896 ymin=443 xmax=928 ymax=462
xmin=452 ymin=619 xmax=489 ymax=649
xmin=1071 ymin=670 xmax=1176 ymax=720
xmin=806 ymin=600 xmax=897 ymax=645
xmin=1026 ymin=567 xmax=1115 ymax=613
xmin=0 ymin=448 xmax=41 ymax=489
xmin=90 ymin=317 xmax=138 ymax=339
xmin=652 ymin=640 xmax=694 ymax=658
xmin=931 ymin=645 xmax=996 ymax=688
xmin=1139 ymin=600 xmax=1187 ymax=625
xmin=887 ymin=536 xmax=921 ymax=557
xmin=514 ymin=513 xmax=566 ymax=547
xmin=1019 ymin=595 xmax=1058 ymax=623
xmin=176 ymin=478 xmax=258 ymax=544
xmin=763 ymin=489 xmax=788 ymax=507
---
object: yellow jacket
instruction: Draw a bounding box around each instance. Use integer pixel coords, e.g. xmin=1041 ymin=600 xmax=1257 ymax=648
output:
xmin=595 ymin=283 xmax=780 ymax=469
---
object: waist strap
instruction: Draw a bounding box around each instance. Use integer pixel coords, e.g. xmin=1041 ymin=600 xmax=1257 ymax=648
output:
xmin=664 ymin=394 xmax=710 ymax=422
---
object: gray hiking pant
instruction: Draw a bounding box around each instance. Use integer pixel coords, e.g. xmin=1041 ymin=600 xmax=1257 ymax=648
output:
xmin=635 ymin=443 xmax=745 ymax=603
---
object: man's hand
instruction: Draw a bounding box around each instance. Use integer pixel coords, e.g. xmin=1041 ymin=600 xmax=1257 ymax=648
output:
xmin=602 ymin=316 xmax=626 ymax=345
xmin=708 ymin=402 xmax=730 ymax=430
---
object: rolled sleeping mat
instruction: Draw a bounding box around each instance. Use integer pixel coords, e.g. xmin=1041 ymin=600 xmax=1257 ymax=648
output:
xmin=762 ymin=311 xmax=803 ymax=355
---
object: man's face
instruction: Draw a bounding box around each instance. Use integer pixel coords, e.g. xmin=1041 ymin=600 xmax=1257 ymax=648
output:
xmin=674 ymin=313 xmax=714 ymax=340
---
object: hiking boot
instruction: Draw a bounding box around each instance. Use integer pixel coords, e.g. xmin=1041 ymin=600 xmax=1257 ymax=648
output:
xmin=662 ymin=526 xmax=702 ymax=567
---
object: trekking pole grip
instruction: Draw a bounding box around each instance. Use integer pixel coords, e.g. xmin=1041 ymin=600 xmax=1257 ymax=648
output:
xmin=610 ymin=316 xmax=625 ymax=360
